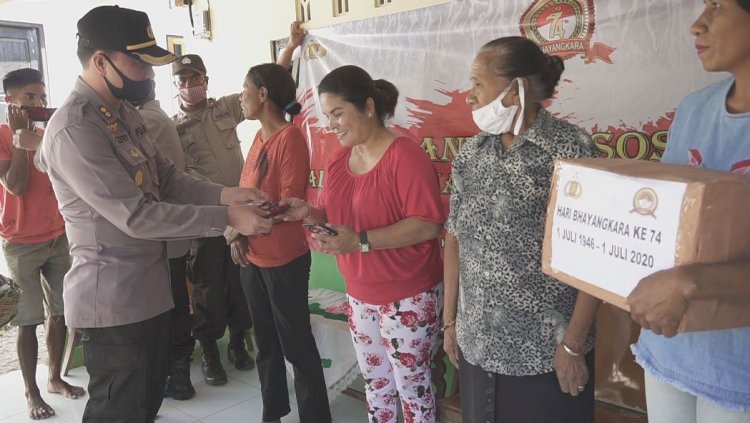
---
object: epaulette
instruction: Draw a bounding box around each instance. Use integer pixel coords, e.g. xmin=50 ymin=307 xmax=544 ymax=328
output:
xmin=60 ymin=97 xmax=88 ymax=126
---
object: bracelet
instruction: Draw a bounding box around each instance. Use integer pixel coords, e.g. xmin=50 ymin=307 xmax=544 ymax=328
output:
xmin=440 ymin=321 xmax=456 ymax=332
xmin=560 ymin=341 xmax=582 ymax=357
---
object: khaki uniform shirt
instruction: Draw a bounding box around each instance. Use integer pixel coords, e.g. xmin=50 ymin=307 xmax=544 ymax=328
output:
xmin=37 ymin=78 xmax=228 ymax=329
xmin=173 ymin=94 xmax=244 ymax=187
xmin=138 ymin=99 xmax=191 ymax=259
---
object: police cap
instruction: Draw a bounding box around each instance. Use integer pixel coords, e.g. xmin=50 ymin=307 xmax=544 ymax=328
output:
xmin=172 ymin=54 xmax=207 ymax=76
xmin=77 ymin=5 xmax=176 ymax=66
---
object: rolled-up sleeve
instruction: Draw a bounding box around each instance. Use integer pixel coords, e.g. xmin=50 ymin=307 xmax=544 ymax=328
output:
xmin=46 ymin=125 xmax=227 ymax=240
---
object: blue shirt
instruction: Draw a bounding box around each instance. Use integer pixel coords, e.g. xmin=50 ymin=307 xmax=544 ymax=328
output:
xmin=632 ymin=78 xmax=750 ymax=411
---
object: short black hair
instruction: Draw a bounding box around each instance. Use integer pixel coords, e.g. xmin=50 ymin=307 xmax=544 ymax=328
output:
xmin=2 ymin=68 xmax=44 ymax=95
xmin=739 ymin=0 xmax=750 ymax=12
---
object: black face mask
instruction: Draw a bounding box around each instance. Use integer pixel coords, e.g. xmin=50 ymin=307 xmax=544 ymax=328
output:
xmin=102 ymin=55 xmax=154 ymax=103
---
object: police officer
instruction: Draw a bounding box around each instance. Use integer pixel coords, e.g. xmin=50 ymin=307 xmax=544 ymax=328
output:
xmin=133 ymin=88 xmax=197 ymax=401
xmin=35 ymin=6 xmax=272 ymax=423
xmin=171 ymin=54 xmax=255 ymax=386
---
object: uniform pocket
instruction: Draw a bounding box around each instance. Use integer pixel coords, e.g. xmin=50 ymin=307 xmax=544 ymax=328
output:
xmin=213 ymin=116 xmax=240 ymax=149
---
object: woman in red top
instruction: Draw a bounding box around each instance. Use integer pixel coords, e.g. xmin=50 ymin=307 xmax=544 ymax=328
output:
xmin=230 ymin=63 xmax=331 ymax=423
xmin=282 ymin=65 xmax=445 ymax=423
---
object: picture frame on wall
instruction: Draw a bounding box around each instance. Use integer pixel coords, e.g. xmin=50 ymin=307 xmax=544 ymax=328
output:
xmin=166 ymin=34 xmax=185 ymax=56
xmin=270 ymin=37 xmax=289 ymax=64
xmin=271 ymin=37 xmax=301 ymax=86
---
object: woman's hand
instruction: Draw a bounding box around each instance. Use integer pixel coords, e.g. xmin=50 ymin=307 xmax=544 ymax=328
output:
xmin=553 ymin=344 xmax=589 ymax=397
xmin=627 ymin=267 xmax=692 ymax=337
xmin=220 ymin=187 xmax=268 ymax=205
xmin=230 ymin=237 xmax=250 ymax=267
xmin=443 ymin=326 xmax=459 ymax=368
xmin=313 ymin=224 xmax=359 ymax=255
xmin=278 ymin=197 xmax=309 ymax=221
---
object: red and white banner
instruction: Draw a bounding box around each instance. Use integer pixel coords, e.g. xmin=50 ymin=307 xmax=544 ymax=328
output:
xmin=295 ymin=0 xmax=719 ymax=215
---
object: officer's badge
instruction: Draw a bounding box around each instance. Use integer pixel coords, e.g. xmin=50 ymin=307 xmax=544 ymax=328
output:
xmin=106 ymin=122 xmax=119 ymax=133
xmin=129 ymin=148 xmax=142 ymax=159
xmin=181 ymin=57 xmax=192 ymax=64
xmin=135 ymin=170 xmax=144 ymax=186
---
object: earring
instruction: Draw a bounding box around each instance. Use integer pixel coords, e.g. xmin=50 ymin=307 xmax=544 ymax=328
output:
xmin=368 ymin=112 xmax=372 ymax=118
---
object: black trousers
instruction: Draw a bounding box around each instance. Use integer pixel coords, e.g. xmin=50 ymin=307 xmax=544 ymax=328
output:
xmin=458 ymin=348 xmax=595 ymax=423
xmin=240 ymin=252 xmax=332 ymax=423
xmin=168 ymin=254 xmax=195 ymax=360
xmin=190 ymin=236 xmax=252 ymax=342
xmin=81 ymin=311 xmax=170 ymax=423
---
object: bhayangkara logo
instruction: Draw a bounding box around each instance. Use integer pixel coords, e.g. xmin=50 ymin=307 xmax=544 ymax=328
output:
xmin=631 ymin=187 xmax=658 ymax=218
xmin=564 ymin=179 xmax=582 ymax=199
xmin=520 ymin=0 xmax=615 ymax=64
xmin=305 ymin=41 xmax=327 ymax=60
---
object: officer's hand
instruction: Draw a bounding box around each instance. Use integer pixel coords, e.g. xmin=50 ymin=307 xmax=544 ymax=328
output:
xmin=12 ymin=129 xmax=42 ymax=151
xmin=288 ymin=21 xmax=307 ymax=49
xmin=220 ymin=187 xmax=269 ymax=205
xmin=6 ymin=105 xmax=32 ymax=133
xmin=227 ymin=205 xmax=272 ymax=236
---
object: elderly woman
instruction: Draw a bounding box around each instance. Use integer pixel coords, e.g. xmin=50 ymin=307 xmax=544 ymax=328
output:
xmin=629 ymin=1 xmax=750 ymax=421
xmin=442 ymin=36 xmax=601 ymax=422
xmin=281 ymin=65 xmax=445 ymax=423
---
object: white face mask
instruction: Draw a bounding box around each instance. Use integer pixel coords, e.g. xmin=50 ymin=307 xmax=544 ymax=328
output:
xmin=471 ymin=77 xmax=525 ymax=136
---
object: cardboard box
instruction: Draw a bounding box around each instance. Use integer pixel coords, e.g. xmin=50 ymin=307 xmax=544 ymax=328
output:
xmin=542 ymin=158 xmax=750 ymax=332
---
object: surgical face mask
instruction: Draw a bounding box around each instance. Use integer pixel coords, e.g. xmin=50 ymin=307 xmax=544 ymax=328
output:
xmin=102 ymin=55 xmax=155 ymax=103
xmin=178 ymin=84 xmax=208 ymax=106
xmin=471 ymin=77 xmax=525 ymax=135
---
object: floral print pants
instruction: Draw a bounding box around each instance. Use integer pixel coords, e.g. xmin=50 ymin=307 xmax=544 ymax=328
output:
xmin=346 ymin=285 xmax=442 ymax=423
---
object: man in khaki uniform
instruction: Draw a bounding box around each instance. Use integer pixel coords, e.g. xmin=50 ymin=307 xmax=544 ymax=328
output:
xmin=135 ymin=89 xmax=197 ymax=401
xmin=35 ymin=6 xmax=271 ymax=422
xmin=172 ymin=54 xmax=254 ymax=386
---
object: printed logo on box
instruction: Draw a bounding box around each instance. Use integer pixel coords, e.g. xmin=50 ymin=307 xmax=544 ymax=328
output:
xmin=631 ymin=188 xmax=658 ymax=218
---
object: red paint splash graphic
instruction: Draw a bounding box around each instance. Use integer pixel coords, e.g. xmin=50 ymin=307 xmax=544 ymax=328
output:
xmin=589 ymin=112 xmax=674 ymax=161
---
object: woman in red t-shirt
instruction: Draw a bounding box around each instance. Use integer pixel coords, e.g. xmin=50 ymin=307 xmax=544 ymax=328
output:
xmin=282 ymin=65 xmax=445 ymax=423
xmin=230 ymin=63 xmax=331 ymax=423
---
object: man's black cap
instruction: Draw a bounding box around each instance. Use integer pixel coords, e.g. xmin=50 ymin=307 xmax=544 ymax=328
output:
xmin=77 ymin=5 xmax=176 ymax=66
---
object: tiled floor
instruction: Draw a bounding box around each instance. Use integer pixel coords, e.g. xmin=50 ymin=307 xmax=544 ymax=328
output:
xmin=0 ymin=360 xmax=368 ymax=422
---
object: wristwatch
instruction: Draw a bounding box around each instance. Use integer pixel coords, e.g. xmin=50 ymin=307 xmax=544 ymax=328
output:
xmin=358 ymin=231 xmax=370 ymax=253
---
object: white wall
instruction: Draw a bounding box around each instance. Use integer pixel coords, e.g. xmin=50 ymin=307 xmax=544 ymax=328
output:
xmin=0 ymin=0 xmax=296 ymax=150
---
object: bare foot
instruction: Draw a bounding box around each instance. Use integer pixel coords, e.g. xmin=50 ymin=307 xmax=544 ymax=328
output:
xmin=47 ymin=378 xmax=86 ymax=399
xmin=26 ymin=394 xmax=55 ymax=420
